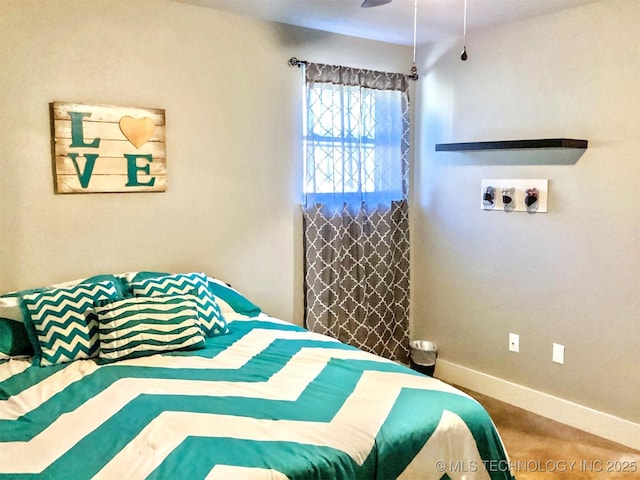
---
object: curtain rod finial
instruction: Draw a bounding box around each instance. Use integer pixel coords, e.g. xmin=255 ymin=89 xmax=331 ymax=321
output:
xmin=288 ymin=57 xmax=306 ymax=68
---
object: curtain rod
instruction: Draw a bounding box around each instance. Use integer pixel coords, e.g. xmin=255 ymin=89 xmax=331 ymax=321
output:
xmin=287 ymin=57 xmax=418 ymax=81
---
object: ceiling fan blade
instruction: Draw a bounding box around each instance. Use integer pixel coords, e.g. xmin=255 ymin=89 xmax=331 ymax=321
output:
xmin=361 ymin=0 xmax=392 ymax=8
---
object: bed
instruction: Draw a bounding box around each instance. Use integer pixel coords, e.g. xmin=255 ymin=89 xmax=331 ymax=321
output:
xmin=0 ymin=271 xmax=514 ymax=479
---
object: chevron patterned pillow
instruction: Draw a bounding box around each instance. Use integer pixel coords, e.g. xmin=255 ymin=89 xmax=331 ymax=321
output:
xmin=1 ymin=274 xmax=130 ymax=362
xmin=22 ymin=281 xmax=121 ymax=366
xmin=129 ymin=272 xmax=229 ymax=337
xmin=95 ymin=294 xmax=205 ymax=362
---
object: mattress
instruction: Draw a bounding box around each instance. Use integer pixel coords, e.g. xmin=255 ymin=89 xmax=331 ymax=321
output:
xmin=0 ymin=315 xmax=513 ymax=479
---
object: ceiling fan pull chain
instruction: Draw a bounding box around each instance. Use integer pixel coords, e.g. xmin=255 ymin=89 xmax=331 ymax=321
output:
xmin=461 ymin=0 xmax=468 ymax=60
xmin=409 ymin=0 xmax=418 ymax=79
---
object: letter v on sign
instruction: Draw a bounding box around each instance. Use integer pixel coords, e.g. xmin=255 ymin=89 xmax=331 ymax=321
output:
xmin=67 ymin=153 xmax=98 ymax=189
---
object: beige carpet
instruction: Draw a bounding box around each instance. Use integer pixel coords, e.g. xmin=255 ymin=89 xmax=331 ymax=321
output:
xmin=459 ymin=387 xmax=640 ymax=479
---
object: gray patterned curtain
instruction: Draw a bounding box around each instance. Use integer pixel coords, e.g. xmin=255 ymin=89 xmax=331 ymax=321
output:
xmin=302 ymin=62 xmax=410 ymax=363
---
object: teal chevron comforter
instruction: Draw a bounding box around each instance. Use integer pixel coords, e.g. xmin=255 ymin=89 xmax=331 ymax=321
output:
xmin=0 ymin=316 xmax=514 ymax=480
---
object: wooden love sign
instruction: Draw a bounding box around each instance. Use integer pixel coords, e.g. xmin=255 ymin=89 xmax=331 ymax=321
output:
xmin=51 ymin=102 xmax=166 ymax=193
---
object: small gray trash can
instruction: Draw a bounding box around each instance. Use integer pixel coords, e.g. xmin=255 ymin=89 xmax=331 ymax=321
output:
xmin=409 ymin=340 xmax=437 ymax=376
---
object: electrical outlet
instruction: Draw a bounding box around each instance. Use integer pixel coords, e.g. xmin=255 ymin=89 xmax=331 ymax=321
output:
xmin=552 ymin=343 xmax=565 ymax=364
xmin=509 ymin=333 xmax=519 ymax=353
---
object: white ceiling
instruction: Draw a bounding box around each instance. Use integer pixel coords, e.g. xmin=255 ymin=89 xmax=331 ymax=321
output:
xmin=177 ymin=0 xmax=599 ymax=46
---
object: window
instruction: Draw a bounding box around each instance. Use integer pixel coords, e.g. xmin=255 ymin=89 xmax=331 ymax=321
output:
xmin=303 ymin=81 xmax=408 ymax=210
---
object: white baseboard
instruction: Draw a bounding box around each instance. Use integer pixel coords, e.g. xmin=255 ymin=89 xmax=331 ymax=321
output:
xmin=435 ymin=359 xmax=640 ymax=451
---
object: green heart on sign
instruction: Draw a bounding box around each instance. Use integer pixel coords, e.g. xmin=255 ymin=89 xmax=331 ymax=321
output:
xmin=119 ymin=116 xmax=155 ymax=149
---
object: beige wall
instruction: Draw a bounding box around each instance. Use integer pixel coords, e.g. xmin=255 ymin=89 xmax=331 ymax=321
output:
xmin=413 ymin=0 xmax=639 ymax=422
xmin=0 ymin=0 xmax=411 ymax=323
xmin=2 ymin=0 xmax=636 ymax=429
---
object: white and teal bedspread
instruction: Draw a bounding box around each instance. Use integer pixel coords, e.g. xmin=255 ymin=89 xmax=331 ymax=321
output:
xmin=0 ymin=316 xmax=513 ymax=479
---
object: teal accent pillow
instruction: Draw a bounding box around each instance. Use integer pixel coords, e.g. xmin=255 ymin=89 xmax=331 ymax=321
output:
xmin=0 ymin=318 xmax=33 ymax=359
xmin=0 ymin=274 xmax=130 ymax=362
xmin=127 ymin=271 xmax=261 ymax=317
xmin=206 ymin=277 xmax=262 ymax=317
xmin=129 ymin=272 xmax=228 ymax=337
xmin=22 ymin=281 xmax=121 ymax=366
xmin=95 ymin=294 xmax=205 ymax=363
xmin=56 ymin=274 xmax=131 ymax=298
xmin=0 ymin=295 xmax=34 ymax=361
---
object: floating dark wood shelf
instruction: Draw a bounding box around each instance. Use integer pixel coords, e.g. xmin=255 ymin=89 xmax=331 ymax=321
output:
xmin=435 ymin=138 xmax=588 ymax=152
